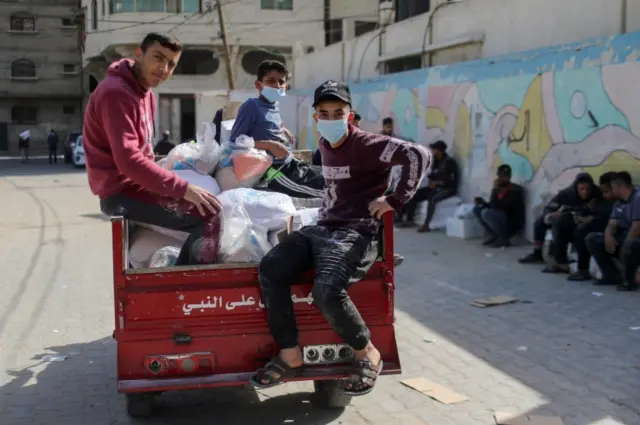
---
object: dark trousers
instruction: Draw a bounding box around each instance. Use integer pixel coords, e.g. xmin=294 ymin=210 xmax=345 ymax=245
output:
xmin=48 ymin=145 xmax=57 ymax=164
xmin=100 ymin=184 xmax=222 ymax=266
xmin=264 ymin=158 xmax=325 ymax=199
xmin=552 ymin=214 xmax=601 ymax=269
xmin=258 ymin=226 xmax=378 ymax=351
xmin=473 ymin=206 xmax=510 ymax=239
xmin=404 ymin=187 xmax=455 ymax=225
xmin=586 ymin=232 xmax=640 ymax=286
xmin=532 ymin=215 xmax=551 ymax=247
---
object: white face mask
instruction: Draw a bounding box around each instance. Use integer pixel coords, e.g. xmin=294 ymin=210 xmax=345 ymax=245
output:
xmin=317 ymin=118 xmax=348 ymax=145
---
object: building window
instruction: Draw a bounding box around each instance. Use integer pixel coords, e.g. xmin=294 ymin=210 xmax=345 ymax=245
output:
xmin=11 ymin=59 xmax=36 ymax=78
xmin=10 ymin=12 xmax=36 ymax=32
xmin=384 ymin=55 xmax=422 ymax=74
xmin=261 ymin=0 xmax=292 ymax=11
xmin=63 ymin=64 xmax=77 ymax=74
xmin=174 ymin=50 xmax=220 ymax=75
xmin=355 ymin=21 xmax=377 ymax=37
xmin=63 ymin=105 xmax=76 ymax=115
xmin=110 ymin=0 xmax=201 ymax=13
xmin=325 ymin=19 xmax=342 ymax=46
xmin=92 ymin=0 xmax=98 ymax=29
xmin=11 ymin=106 xmax=38 ymax=124
xmin=395 ymin=0 xmax=430 ymax=22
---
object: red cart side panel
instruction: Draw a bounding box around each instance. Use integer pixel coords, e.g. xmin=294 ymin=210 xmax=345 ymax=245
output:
xmin=111 ymin=213 xmax=400 ymax=392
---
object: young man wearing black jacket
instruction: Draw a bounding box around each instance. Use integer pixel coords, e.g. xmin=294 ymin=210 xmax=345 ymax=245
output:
xmin=545 ymin=172 xmax=615 ymax=279
xmin=399 ymin=140 xmax=458 ymax=232
xmin=473 ymin=165 xmax=525 ymax=248
xmin=519 ymin=172 xmax=601 ymax=264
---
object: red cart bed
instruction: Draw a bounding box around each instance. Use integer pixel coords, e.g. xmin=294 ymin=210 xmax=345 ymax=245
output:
xmin=110 ymin=212 xmax=401 ymax=417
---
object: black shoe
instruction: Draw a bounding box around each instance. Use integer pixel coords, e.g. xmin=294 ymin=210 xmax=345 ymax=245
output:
xmin=482 ymin=236 xmax=497 ymax=246
xmin=616 ymin=284 xmax=638 ymax=292
xmin=518 ymin=250 xmax=544 ymax=264
xmin=593 ymin=278 xmax=619 ymax=286
xmin=491 ymin=238 xmax=511 ymax=248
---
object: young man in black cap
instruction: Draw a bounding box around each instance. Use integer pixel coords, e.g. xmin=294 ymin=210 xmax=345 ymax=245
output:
xmin=398 ymin=140 xmax=459 ymax=232
xmin=251 ymin=80 xmax=431 ymax=396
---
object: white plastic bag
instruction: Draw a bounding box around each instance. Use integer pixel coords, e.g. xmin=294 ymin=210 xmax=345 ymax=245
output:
xmin=454 ymin=203 xmax=476 ymax=219
xmin=164 ymin=122 xmax=221 ymax=175
xmin=218 ymin=188 xmax=296 ymax=230
xmin=215 ymin=135 xmax=273 ymax=190
xmin=129 ymin=227 xmax=185 ymax=268
xmin=218 ymin=204 xmax=272 ymax=263
xmin=149 ymin=246 xmax=180 ymax=268
xmin=174 ymin=169 xmax=221 ymax=195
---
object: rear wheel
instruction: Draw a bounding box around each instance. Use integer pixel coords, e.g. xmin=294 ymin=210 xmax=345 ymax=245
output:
xmin=126 ymin=393 xmax=155 ymax=418
xmin=313 ymin=380 xmax=352 ymax=408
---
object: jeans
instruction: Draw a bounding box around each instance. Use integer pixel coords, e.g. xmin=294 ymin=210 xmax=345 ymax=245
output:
xmin=585 ymin=232 xmax=640 ymax=286
xmin=552 ymin=214 xmax=601 ymax=269
xmin=258 ymin=226 xmax=378 ymax=351
xmin=404 ymin=187 xmax=456 ymax=225
xmin=472 ymin=206 xmax=509 ymax=239
xmin=100 ymin=184 xmax=222 ymax=266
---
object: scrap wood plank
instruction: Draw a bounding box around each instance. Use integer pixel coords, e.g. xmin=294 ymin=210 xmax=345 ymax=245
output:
xmin=400 ymin=377 xmax=468 ymax=404
xmin=472 ymin=295 xmax=519 ymax=308
xmin=494 ymin=411 xmax=564 ymax=425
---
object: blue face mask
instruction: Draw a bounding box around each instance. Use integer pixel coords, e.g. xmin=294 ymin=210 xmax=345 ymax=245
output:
xmin=317 ymin=118 xmax=348 ymax=145
xmin=261 ymin=85 xmax=286 ymax=103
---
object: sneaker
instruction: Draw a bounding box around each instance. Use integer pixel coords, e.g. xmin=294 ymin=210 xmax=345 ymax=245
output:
xmin=518 ymin=250 xmax=544 ymax=264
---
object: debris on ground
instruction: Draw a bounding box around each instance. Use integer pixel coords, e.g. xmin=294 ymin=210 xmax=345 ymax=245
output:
xmin=494 ymin=411 xmax=564 ymax=425
xmin=471 ymin=296 xmax=519 ymax=308
xmin=42 ymin=354 xmax=68 ymax=362
xmin=400 ymin=377 xmax=468 ymax=404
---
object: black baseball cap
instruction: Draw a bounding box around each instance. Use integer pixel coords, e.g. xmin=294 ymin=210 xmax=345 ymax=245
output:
xmin=429 ymin=140 xmax=448 ymax=151
xmin=313 ymin=80 xmax=352 ymax=107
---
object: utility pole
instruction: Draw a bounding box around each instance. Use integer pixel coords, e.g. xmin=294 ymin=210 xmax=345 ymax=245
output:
xmin=215 ymin=0 xmax=235 ymax=90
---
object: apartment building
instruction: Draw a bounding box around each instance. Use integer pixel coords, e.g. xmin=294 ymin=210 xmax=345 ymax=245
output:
xmin=82 ymin=0 xmax=325 ymax=142
xmin=0 ymin=0 xmax=84 ymax=156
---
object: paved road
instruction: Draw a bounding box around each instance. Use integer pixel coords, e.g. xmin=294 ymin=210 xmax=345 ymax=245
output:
xmin=1 ymin=159 xmax=639 ymax=425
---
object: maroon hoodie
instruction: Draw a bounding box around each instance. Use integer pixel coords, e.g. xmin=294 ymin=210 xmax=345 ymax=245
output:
xmin=83 ymin=59 xmax=188 ymax=199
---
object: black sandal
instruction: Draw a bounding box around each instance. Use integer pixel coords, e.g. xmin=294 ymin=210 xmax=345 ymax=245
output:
xmin=250 ymin=357 xmax=304 ymax=389
xmin=344 ymin=358 xmax=383 ymax=396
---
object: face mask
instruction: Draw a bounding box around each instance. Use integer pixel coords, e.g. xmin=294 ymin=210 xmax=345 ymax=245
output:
xmin=261 ymin=85 xmax=286 ymax=103
xmin=317 ymin=118 xmax=348 ymax=145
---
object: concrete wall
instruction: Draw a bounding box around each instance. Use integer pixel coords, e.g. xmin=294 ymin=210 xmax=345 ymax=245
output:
xmin=287 ymin=31 xmax=640 ymax=238
xmin=293 ymin=0 xmax=632 ymax=86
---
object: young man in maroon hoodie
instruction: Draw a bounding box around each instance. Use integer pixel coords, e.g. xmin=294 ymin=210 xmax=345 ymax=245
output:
xmin=83 ymin=33 xmax=222 ymax=265
xmin=251 ymin=81 xmax=431 ymax=396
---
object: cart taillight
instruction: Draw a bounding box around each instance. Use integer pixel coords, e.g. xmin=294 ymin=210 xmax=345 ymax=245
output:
xmin=144 ymin=352 xmax=215 ymax=376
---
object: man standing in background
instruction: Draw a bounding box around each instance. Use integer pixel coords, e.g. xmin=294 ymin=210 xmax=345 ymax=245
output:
xmin=47 ymin=129 xmax=59 ymax=164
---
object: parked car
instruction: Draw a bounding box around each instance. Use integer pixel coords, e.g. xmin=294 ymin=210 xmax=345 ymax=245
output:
xmin=72 ymin=135 xmax=85 ymax=168
xmin=63 ymin=131 xmax=82 ymax=164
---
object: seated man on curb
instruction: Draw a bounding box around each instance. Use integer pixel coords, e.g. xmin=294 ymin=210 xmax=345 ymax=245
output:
xmin=250 ymin=81 xmax=431 ymax=395
xmin=83 ymin=33 xmax=222 ymax=265
xmin=398 ymin=140 xmax=458 ymax=232
xmin=585 ymin=171 xmax=640 ymax=291
xmin=473 ymin=164 xmax=525 ymax=248
xmin=548 ymin=172 xmax=616 ymax=280
xmin=518 ymin=173 xmax=600 ymax=264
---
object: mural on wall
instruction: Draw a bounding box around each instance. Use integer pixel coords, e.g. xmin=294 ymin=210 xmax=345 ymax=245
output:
xmin=291 ymin=32 xmax=640 ymax=229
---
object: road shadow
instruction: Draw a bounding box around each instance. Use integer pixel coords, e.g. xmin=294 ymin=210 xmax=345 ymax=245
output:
xmin=0 ymin=158 xmax=85 ymax=178
xmin=394 ymin=230 xmax=640 ymax=425
xmin=0 ymin=336 xmax=344 ymax=425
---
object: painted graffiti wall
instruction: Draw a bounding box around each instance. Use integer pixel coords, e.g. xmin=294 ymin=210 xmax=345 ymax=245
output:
xmin=287 ymin=31 xmax=640 ymax=237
